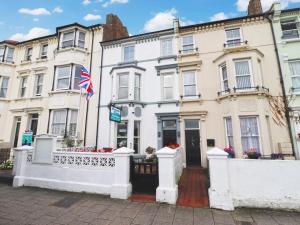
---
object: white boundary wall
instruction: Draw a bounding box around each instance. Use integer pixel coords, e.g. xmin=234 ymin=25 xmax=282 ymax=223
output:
xmin=208 ymin=148 xmax=300 ymax=211
xmin=13 ymin=135 xmax=134 ymax=200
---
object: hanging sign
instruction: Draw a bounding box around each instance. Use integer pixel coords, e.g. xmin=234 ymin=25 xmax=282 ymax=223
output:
xmin=110 ymin=106 xmax=121 ymax=123
xmin=22 ymin=131 xmax=33 ymax=146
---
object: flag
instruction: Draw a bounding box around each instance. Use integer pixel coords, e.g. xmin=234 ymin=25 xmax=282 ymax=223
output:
xmin=79 ymin=66 xmax=94 ymax=100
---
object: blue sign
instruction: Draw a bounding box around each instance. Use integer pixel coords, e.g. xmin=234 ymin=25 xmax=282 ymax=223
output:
xmin=110 ymin=106 xmax=121 ymax=123
xmin=22 ymin=132 xmax=33 ymax=146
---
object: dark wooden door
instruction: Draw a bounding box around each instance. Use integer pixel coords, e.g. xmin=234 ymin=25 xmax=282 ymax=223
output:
xmin=185 ymin=130 xmax=201 ymax=166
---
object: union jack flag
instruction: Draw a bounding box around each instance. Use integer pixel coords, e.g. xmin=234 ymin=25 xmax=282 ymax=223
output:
xmin=79 ymin=66 xmax=94 ymax=100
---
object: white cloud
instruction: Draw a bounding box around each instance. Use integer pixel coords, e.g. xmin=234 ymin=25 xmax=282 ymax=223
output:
xmin=210 ymin=12 xmax=229 ymax=21
xmin=143 ymin=8 xmax=194 ymax=32
xmin=33 ymin=18 xmax=39 ymax=22
xmin=82 ymin=0 xmax=91 ymax=5
xmin=9 ymin=27 xmax=50 ymax=42
xmin=236 ymin=0 xmax=300 ymax=12
xmin=53 ymin=6 xmax=63 ymax=13
xmin=84 ymin=14 xmax=102 ymax=21
xmin=18 ymin=8 xmax=51 ymax=16
xmin=102 ymin=0 xmax=128 ymax=8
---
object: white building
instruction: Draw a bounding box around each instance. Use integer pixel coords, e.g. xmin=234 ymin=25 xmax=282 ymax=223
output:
xmin=97 ymin=26 xmax=180 ymax=153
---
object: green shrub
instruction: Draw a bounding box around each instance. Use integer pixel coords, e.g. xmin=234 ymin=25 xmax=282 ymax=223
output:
xmin=0 ymin=160 xmax=13 ymax=170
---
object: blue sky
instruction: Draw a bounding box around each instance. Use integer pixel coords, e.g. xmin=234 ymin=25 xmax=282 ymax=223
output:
xmin=0 ymin=0 xmax=300 ymax=41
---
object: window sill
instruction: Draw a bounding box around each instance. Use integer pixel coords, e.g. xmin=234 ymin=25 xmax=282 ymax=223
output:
xmin=49 ymin=90 xmax=81 ymax=96
xmin=36 ymin=57 xmax=48 ymax=63
xmin=20 ymin=60 xmax=31 ymax=65
xmin=0 ymin=98 xmax=9 ymax=102
xmin=29 ymin=96 xmax=44 ymax=100
xmin=180 ymin=95 xmax=202 ymax=104
xmin=223 ymin=43 xmax=248 ymax=52
xmin=56 ymin=47 xmax=89 ymax=54
xmin=178 ymin=51 xmax=199 ymax=58
xmin=217 ymin=87 xmax=270 ymax=101
xmin=281 ymin=38 xmax=300 ymax=44
xmin=0 ymin=61 xmax=15 ymax=66
xmin=14 ymin=97 xmax=29 ymax=102
xmin=157 ymin=55 xmax=177 ymax=63
xmin=118 ymin=60 xmax=138 ymax=66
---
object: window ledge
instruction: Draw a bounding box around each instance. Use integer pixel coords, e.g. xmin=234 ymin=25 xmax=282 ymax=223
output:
xmin=20 ymin=60 xmax=31 ymax=65
xmin=49 ymin=90 xmax=81 ymax=96
xmin=14 ymin=97 xmax=29 ymax=102
xmin=217 ymin=87 xmax=270 ymax=101
xmin=0 ymin=61 xmax=15 ymax=66
xmin=157 ymin=55 xmax=177 ymax=63
xmin=0 ymin=98 xmax=9 ymax=102
xmin=180 ymin=95 xmax=202 ymax=104
xmin=118 ymin=60 xmax=138 ymax=66
xmin=36 ymin=57 xmax=48 ymax=63
xmin=56 ymin=47 xmax=89 ymax=55
xmin=223 ymin=43 xmax=249 ymax=52
xmin=281 ymin=38 xmax=300 ymax=44
xmin=178 ymin=51 xmax=199 ymax=58
xmin=29 ymin=96 xmax=43 ymax=100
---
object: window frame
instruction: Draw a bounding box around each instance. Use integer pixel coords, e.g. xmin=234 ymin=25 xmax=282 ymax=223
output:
xmin=55 ymin=65 xmax=72 ymax=90
xmin=34 ymin=74 xmax=44 ymax=96
xmin=225 ymin=27 xmax=243 ymax=47
xmin=19 ymin=76 xmax=28 ymax=98
xmin=281 ymin=19 xmax=299 ymax=40
xmin=134 ymin=121 xmax=141 ymax=154
xmin=25 ymin=47 xmax=33 ymax=61
xmin=78 ymin=31 xmax=86 ymax=49
xmin=123 ymin=44 xmax=135 ymax=62
xmin=161 ymin=38 xmax=173 ymax=57
xmin=239 ymin=116 xmax=261 ymax=153
xmin=50 ymin=109 xmax=78 ymax=137
xmin=0 ymin=77 xmax=9 ymax=98
xmin=40 ymin=44 xmax=48 ymax=58
xmin=6 ymin=47 xmax=14 ymax=63
xmin=181 ymin=35 xmax=195 ymax=54
xmin=234 ymin=59 xmax=253 ymax=90
xmin=183 ymin=70 xmax=197 ymax=97
xmin=0 ymin=47 xmax=4 ymax=62
xmin=134 ymin=73 xmax=141 ymax=101
xmin=61 ymin=31 xmax=75 ymax=48
xmin=224 ymin=117 xmax=234 ymax=147
xmin=117 ymin=73 xmax=129 ymax=100
xmin=289 ymin=60 xmax=300 ymax=92
xmin=161 ymin=73 xmax=174 ymax=100
xmin=116 ymin=121 xmax=128 ymax=149
xmin=219 ymin=63 xmax=229 ymax=92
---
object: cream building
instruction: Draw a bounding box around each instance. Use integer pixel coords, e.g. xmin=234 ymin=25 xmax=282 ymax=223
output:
xmin=0 ymin=15 xmax=128 ymax=150
xmin=176 ymin=8 xmax=292 ymax=167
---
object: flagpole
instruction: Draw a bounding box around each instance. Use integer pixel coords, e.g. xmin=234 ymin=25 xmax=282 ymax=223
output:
xmin=76 ymin=88 xmax=82 ymax=147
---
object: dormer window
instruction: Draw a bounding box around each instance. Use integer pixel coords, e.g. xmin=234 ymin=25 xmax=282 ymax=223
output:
xmin=40 ymin=44 xmax=48 ymax=59
xmin=123 ymin=45 xmax=135 ymax=62
xmin=281 ymin=19 xmax=299 ymax=39
xmin=225 ymin=28 xmax=242 ymax=47
xmin=61 ymin=30 xmax=86 ymax=49
xmin=25 ymin=47 xmax=33 ymax=61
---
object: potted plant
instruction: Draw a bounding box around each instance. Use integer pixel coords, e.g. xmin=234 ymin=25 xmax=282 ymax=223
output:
xmin=246 ymin=148 xmax=261 ymax=159
xmin=166 ymin=143 xmax=180 ymax=149
xmin=224 ymin=146 xmax=235 ymax=158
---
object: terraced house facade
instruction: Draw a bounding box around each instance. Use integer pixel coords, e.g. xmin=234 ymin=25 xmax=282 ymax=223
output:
xmin=270 ymin=2 xmax=300 ymax=158
xmin=0 ymin=14 xmax=128 ymax=151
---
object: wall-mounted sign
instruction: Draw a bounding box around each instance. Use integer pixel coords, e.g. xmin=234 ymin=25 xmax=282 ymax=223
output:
xmin=22 ymin=131 xmax=33 ymax=146
xmin=110 ymin=106 xmax=121 ymax=123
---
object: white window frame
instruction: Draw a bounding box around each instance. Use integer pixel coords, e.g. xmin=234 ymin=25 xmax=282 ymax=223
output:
xmin=77 ymin=31 xmax=86 ymax=49
xmin=161 ymin=38 xmax=173 ymax=57
xmin=68 ymin=109 xmax=78 ymax=137
xmin=289 ymin=60 xmax=300 ymax=92
xmin=134 ymin=73 xmax=141 ymax=101
xmin=281 ymin=19 xmax=300 ymax=40
xmin=61 ymin=31 xmax=75 ymax=48
xmin=239 ymin=116 xmax=262 ymax=153
xmin=225 ymin=27 xmax=243 ymax=47
xmin=219 ymin=63 xmax=229 ymax=92
xmin=40 ymin=44 xmax=48 ymax=58
xmin=116 ymin=121 xmax=128 ymax=149
xmin=161 ymin=73 xmax=174 ymax=100
xmin=184 ymin=119 xmax=200 ymax=130
xmin=55 ymin=65 xmax=72 ymax=90
xmin=224 ymin=117 xmax=234 ymax=147
xmin=181 ymin=35 xmax=195 ymax=54
xmin=51 ymin=109 xmax=67 ymax=136
xmin=19 ymin=76 xmax=28 ymax=98
xmin=25 ymin=47 xmax=33 ymax=61
xmin=0 ymin=77 xmax=9 ymax=98
xmin=6 ymin=47 xmax=14 ymax=63
xmin=34 ymin=74 xmax=44 ymax=96
xmin=117 ymin=73 xmax=129 ymax=100
xmin=0 ymin=47 xmax=4 ymax=62
xmin=134 ymin=121 xmax=141 ymax=154
xmin=51 ymin=109 xmax=78 ymax=137
xmin=123 ymin=44 xmax=135 ymax=62
xmin=183 ymin=70 xmax=197 ymax=97
xmin=234 ymin=59 xmax=253 ymax=90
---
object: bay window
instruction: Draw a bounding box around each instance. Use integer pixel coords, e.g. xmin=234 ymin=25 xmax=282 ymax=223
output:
xmin=289 ymin=61 xmax=300 ymax=91
xmin=55 ymin=64 xmax=81 ymax=90
xmin=78 ymin=32 xmax=86 ymax=48
xmin=240 ymin=116 xmax=260 ymax=153
xmin=182 ymin=35 xmax=194 ymax=53
xmin=123 ymin=45 xmax=134 ymax=62
xmin=51 ymin=109 xmax=78 ymax=136
xmin=220 ymin=64 xmax=229 ymax=91
xmin=225 ymin=28 xmax=242 ymax=47
xmin=162 ymin=73 xmax=174 ymax=100
xmin=61 ymin=30 xmax=86 ymax=49
xmin=161 ymin=38 xmax=173 ymax=56
xmin=224 ymin=117 xmax=234 ymax=147
xmin=234 ymin=59 xmax=252 ymax=90
xmin=0 ymin=77 xmax=9 ymax=98
xmin=183 ymin=71 xmax=197 ymax=97
xmin=134 ymin=74 xmax=141 ymax=101
xmin=62 ymin=31 xmax=75 ymax=48
xmin=118 ymin=73 xmax=129 ymax=100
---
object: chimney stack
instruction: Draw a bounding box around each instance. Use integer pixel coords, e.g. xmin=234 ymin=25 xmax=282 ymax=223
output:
xmin=247 ymin=0 xmax=263 ymax=16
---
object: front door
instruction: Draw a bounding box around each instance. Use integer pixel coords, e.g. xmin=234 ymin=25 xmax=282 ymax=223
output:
xmin=29 ymin=114 xmax=39 ymax=141
xmin=13 ymin=117 xmax=21 ymax=148
xmin=185 ymin=120 xmax=201 ymax=167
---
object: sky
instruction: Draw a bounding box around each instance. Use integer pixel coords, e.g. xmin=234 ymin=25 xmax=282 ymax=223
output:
xmin=0 ymin=0 xmax=300 ymax=42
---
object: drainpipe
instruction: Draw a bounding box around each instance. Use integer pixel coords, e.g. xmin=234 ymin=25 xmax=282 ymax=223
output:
xmin=264 ymin=13 xmax=296 ymax=157
xmin=95 ymin=42 xmax=104 ymax=149
xmin=83 ymin=29 xmax=95 ymax=146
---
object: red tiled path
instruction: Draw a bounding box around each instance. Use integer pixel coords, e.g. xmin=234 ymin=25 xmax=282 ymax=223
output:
xmin=130 ymin=194 xmax=156 ymax=203
xmin=176 ymin=167 xmax=209 ymax=208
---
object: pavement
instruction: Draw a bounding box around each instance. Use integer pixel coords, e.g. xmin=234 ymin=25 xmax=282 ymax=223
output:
xmin=0 ymin=184 xmax=300 ymax=225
